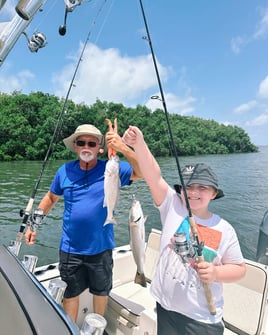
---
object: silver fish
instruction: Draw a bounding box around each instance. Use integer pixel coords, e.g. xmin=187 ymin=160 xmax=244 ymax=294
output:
xmin=103 ymin=155 xmax=120 ymax=226
xmin=129 ymin=195 xmax=147 ymax=287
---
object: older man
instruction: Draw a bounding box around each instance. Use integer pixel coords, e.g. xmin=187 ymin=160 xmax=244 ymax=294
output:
xmin=25 ymin=123 xmax=141 ymax=322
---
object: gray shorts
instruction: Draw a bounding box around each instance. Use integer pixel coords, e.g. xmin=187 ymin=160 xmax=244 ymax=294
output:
xmin=59 ymin=249 xmax=113 ymax=298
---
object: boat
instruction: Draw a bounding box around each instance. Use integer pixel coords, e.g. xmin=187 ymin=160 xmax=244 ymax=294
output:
xmin=0 ymin=244 xmax=80 ymax=335
xmin=1 ymin=1 xmax=268 ymax=335
xmin=2 ymin=219 xmax=268 ymax=335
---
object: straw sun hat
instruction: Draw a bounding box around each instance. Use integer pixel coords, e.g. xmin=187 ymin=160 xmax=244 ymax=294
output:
xmin=63 ymin=124 xmax=103 ymax=153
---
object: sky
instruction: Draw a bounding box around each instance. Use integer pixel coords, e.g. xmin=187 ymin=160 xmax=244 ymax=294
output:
xmin=0 ymin=0 xmax=268 ymax=146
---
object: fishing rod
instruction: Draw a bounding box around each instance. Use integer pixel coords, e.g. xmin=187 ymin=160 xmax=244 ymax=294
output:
xmin=138 ymin=0 xmax=216 ymax=315
xmin=15 ymin=0 xmax=109 ymax=252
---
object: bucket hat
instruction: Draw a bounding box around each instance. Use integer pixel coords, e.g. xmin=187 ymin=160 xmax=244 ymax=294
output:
xmin=63 ymin=124 xmax=103 ymax=153
xmin=174 ymin=163 xmax=224 ymax=200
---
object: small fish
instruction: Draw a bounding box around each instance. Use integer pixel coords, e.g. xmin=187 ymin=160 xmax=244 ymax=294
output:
xmin=103 ymin=154 xmax=120 ymax=226
xmin=103 ymin=118 xmax=120 ymax=226
xmin=129 ymin=195 xmax=147 ymax=287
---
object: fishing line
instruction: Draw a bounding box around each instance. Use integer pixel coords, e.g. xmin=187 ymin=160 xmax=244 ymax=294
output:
xmin=16 ymin=0 xmax=109 ymax=244
xmin=90 ymin=0 xmax=114 ymax=44
xmin=30 ymin=1 xmax=57 ymax=32
xmin=138 ymin=0 xmax=191 ymax=217
xmin=138 ymin=0 xmax=216 ymax=315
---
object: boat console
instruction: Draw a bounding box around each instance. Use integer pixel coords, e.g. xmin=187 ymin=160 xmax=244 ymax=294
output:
xmin=0 ymin=245 xmax=80 ymax=335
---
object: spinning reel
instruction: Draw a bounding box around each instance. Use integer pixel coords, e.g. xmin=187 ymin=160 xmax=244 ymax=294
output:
xmin=172 ymin=231 xmax=204 ymax=264
xmin=23 ymin=31 xmax=47 ymax=52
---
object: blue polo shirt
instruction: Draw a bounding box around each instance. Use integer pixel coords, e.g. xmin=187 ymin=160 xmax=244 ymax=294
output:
xmin=50 ymin=159 xmax=132 ymax=255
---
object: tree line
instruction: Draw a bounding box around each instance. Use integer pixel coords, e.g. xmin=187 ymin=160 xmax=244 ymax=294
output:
xmin=0 ymin=91 xmax=258 ymax=161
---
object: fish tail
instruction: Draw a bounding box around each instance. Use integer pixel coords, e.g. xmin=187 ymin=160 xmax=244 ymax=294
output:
xmin=134 ymin=271 xmax=147 ymax=287
xmin=106 ymin=118 xmax=117 ymax=158
xmin=103 ymin=217 xmax=117 ymax=226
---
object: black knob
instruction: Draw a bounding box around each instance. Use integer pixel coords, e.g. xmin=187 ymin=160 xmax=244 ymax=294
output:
xmin=59 ymin=25 xmax=66 ymax=36
xmin=19 ymin=209 xmax=25 ymax=217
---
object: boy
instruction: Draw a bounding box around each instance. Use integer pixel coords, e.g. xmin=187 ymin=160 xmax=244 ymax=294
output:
xmin=122 ymin=125 xmax=246 ymax=335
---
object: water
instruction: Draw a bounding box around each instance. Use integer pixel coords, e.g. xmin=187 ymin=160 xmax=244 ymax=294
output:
xmin=1 ymin=146 xmax=268 ymax=265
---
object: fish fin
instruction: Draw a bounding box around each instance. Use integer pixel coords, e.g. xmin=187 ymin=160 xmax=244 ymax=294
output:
xmin=103 ymin=217 xmax=117 ymax=226
xmin=103 ymin=196 xmax=107 ymax=208
xmin=134 ymin=271 xmax=147 ymax=287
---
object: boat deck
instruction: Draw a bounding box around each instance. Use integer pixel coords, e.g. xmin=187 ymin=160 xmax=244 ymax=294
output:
xmin=3 ymin=228 xmax=268 ymax=335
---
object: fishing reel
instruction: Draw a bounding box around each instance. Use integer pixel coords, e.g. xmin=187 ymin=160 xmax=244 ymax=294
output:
xmin=30 ymin=208 xmax=46 ymax=232
xmin=171 ymin=232 xmax=203 ymax=263
xmin=64 ymin=0 xmax=83 ymax=12
xmin=32 ymin=208 xmax=45 ymax=225
xmin=22 ymin=31 xmax=47 ymax=53
xmin=59 ymin=0 xmax=83 ymax=36
xmin=19 ymin=208 xmax=45 ymax=232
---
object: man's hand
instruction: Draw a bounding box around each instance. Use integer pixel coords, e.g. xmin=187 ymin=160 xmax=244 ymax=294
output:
xmin=25 ymin=227 xmax=37 ymax=245
xmin=105 ymin=131 xmax=124 ymax=153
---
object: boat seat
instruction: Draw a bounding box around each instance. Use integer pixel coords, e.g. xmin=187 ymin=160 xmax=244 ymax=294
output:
xmin=223 ymin=260 xmax=268 ymax=335
xmin=108 ymin=229 xmax=161 ymax=326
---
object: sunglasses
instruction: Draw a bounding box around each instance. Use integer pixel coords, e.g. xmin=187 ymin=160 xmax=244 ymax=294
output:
xmin=75 ymin=140 xmax=98 ymax=147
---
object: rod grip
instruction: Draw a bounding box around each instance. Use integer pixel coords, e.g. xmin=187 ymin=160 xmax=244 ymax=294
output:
xmin=189 ymin=216 xmax=216 ymax=315
xmin=198 ymin=254 xmax=216 ymax=315
xmin=16 ymin=197 xmax=35 ymax=241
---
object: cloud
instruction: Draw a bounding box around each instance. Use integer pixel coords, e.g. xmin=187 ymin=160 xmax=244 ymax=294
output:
xmin=231 ymin=6 xmax=268 ymax=53
xmin=233 ymin=100 xmax=258 ymax=114
xmin=51 ymin=43 xmax=198 ymax=118
xmin=232 ymin=76 xmax=268 ymax=132
xmin=245 ymin=112 xmax=268 ymax=126
xmin=0 ymin=68 xmax=34 ymax=92
xmin=231 ymin=36 xmax=247 ymax=54
xmin=146 ymin=92 xmax=196 ymax=115
xmin=52 ymin=43 xmax=169 ymax=105
xmin=254 ymin=7 xmax=268 ymax=39
xmin=258 ymin=75 xmax=268 ymax=99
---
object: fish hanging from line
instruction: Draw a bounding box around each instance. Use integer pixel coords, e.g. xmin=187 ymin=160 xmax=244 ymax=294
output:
xmin=129 ymin=195 xmax=147 ymax=287
xmin=103 ymin=118 xmax=120 ymax=226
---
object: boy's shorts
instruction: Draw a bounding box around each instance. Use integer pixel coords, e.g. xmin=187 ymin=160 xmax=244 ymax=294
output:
xmin=156 ymin=302 xmax=224 ymax=335
xmin=59 ymin=249 xmax=113 ymax=298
